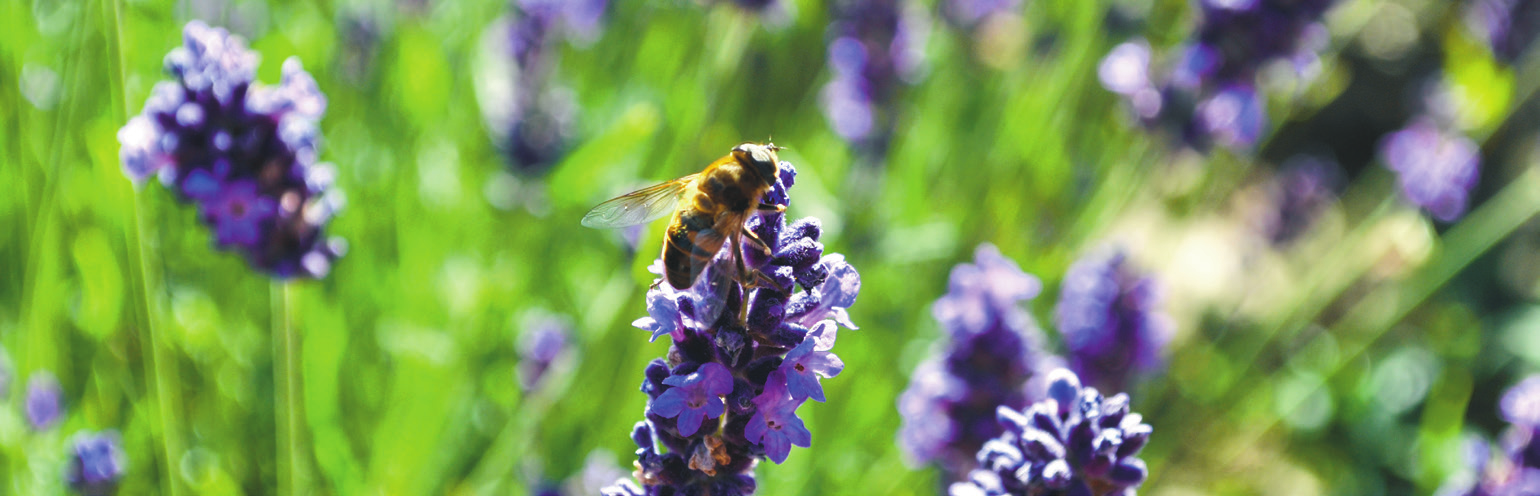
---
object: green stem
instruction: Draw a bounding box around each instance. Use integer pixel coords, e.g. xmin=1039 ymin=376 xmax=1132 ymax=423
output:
xmin=272 ymin=283 xmax=304 ymax=496
xmin=273 ymin=282 xmax=307 ymax=494
xmin=107 ymin=1 xmax=186 ymax=494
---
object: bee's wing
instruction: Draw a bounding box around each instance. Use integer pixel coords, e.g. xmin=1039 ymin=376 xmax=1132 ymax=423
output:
xmin=580 ymin=174 xmax=699 ymax=228
xmin=688 ymin=228 xmax=734 ymax=326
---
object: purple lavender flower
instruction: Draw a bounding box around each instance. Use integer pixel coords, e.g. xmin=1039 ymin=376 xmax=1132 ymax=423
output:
xmin=821 ymin=0 xmax=927 ymax=159
xmin=653 ymin=362 xmax=735 ymax=437
xmin=26 ymin=372 xmax=63 ymax=431
xmin=517 ymin=314 xmax=572 ymax=391
xmin=950 ymin=369 xmax=1152 ymax=496
xmin=1101 ymin=0 xmax=1336 ymax=151
xmin=1054 ymin=248 xmax=1170 ymax=393
xmin=898 ymin=244 xmax=1061 ymax=479
xmin=66 ymin=430 xmax=127 ymax=496
xmin=1379 ymin=117 xmax=1481 ymax=222
xmin=1467 ymin=0 xmax=1540 ymax=64
xmin=612 ymin=160 xmax=861 ymax=495
xmin=117 ymin=21 xmax=344 ymax=278
xmin=1256 ymin=156 xmax=1341 ymax=245
xmin=745 ymin=370 xmax=813 ymax=464
xmin=778 ymin=321 xmax=844 ymax=402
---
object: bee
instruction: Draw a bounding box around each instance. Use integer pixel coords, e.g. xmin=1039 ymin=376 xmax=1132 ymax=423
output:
xmin=582 ymin=142 xmax=787 ymax=290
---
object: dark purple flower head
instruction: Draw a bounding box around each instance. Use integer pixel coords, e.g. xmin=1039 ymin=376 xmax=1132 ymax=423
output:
xmin=1101 ymin=0 xmax=1337 ymax=151
xmin=66 ymin=430 xmax=127 ymax=496
xmin=118 ymin=21 xmax=344 ymax=279
xmin=1256 ymin=156 xmax=1341 ymax=245
xmin=26 ymin=372 xmax=63 ymax=431
xmin=821 ymin=0 xmax=927 ymax=157
xmin=950 ymin=368 xmax=1152 ymax=496
xmin=616 ymin=158 xmax=859 ymax=494
xmin=1054 ymin=248 xmax=1170 ymax=393
xmin=898 ymin=244 xmax=1061 ymax=479
xmin=1466 ymin=0 xmax=1540 ymax=64
xmin=517 ymin=313 xmax=573 ymax=391
xmin=1380 ymin=117 xmax=1481 ymax=222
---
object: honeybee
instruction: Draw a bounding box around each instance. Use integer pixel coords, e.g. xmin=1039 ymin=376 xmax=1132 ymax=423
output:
xmin=582 ymin=142 xmax=787 ymax=290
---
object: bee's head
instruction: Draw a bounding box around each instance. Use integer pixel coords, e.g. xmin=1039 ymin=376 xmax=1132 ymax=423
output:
xmin=733 ymin=142 xmax=782 ymax=186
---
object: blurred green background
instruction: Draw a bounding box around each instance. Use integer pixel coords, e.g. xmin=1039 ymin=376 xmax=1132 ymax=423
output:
xmin=6 ymin=0 xmax=1540 ymax=494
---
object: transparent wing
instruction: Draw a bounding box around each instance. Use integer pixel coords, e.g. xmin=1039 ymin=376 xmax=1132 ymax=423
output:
xmin=580 ymin=175 xmax=697 ymax=228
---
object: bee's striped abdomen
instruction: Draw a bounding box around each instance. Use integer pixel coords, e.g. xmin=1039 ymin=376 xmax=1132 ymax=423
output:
xmin=662 ymin=208 xmax=723 ymax=289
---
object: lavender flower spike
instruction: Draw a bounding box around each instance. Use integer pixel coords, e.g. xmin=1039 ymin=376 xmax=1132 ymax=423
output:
xmin=898 ymin=244 xmax=1061 ymax=480
xmin=1054 ymin=248 xmax=1171 ymax=393
xmin=612 ymin=159 xmax=860 ymax=495
xmin=118 ymin=21 xmax=344 ymax=278
xmin=950 ymin=368 xmax=1153 ymax=496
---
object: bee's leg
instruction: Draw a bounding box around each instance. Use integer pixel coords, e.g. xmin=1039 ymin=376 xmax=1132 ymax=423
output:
xmin=741 ymin=227 xmax=773 ymax=257
xmin=757 ymin=202 xmax=786 ymax=213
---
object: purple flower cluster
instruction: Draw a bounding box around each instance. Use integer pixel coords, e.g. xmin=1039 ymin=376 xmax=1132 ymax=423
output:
xmin=1054 ymin=248 xmax=1170 ymax=394
xmin=1099 ymin=0 xmax=1336 ymax=151
xmin=1255 ymin=157 xmax=1340 ymax=245
xmin=1440 ymin=375 xmax=1540 ymax=496
xmin=897 ymin=244 xmax=1060 ymax=479
xmin=118 ymin=21 xmax=344 ymax=279
xmin=820 ymin=0 xmax=926 ymax=158
xmin=26 ymin=372 xmax=63 ymax=431
xmin=1466 ymin=0 xmax=1540 ymax=64
xmin=950 ymin=369 xmax=1152 ymax=496
xmin=603 ymin=162 xmax=861 ymax=495
xmin=66 ymin=431 xmax=127 ymax=496
xmin=1379 ymin=117 xmax=1481 ymax=222
xmin=492 ymin=0 xmax=606 ymax=175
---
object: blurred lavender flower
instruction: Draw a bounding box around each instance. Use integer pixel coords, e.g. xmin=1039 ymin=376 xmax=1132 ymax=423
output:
xmin=1100 ymin=0 xmax=1336 ymax=151
xmin=821 ymin=0 xmax=927 ymax=159
xmin=897 ymin=244 xmax=1061 ymax=479
xmin=1379 ymin=117 xmax=1480 ymax=222
xmin=1255 ymin=156 xmax=1341 ymax=245
xmin=1054 ymin=248 xmax=1170 ymax=393
xmin=950 ymin=368 xmax=1152 ymax=496
xmin=609 ymin=161 xmax=862 ymax=495
xmin=117 ymin=21 xmax=345 ymax=279
xmin=940 ymin=0 xmax=1019 ymax=29
xmin=1467 ymin=0 xmax=1540 ymax=64
xmin=26 ymin=372 xmax=63 ymax=431
xmin=66 ymin=431 xmax=127 ymax=496
xmin=517 ymin=313 xmax=573 ymax=391
xmin=480 ymin=0 xmax=605 ymax=176
xmin=1439 ymin=375 xmax=1540 ymax=496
